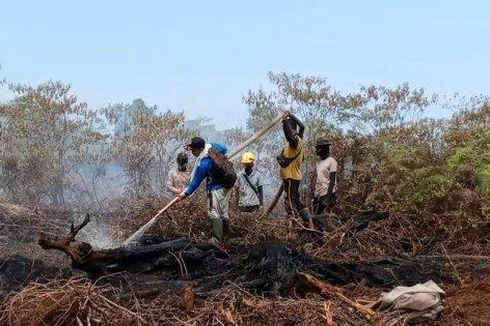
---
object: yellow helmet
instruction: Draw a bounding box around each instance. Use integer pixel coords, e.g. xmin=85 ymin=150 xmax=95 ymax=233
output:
xmin=241 ymin=152 xmax=255 ymax=164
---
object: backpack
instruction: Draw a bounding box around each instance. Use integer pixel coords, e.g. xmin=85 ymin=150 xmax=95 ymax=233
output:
xmin=208 ymin=147 xmax=237 ymax=189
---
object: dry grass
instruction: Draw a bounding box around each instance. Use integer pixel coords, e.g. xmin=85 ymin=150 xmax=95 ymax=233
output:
xmin=1 ymin=198 xmax=489 ymax=325
xmin=1 ymin=277 xmax=145 ymax=326
xmin=1 ymin=277 xmax=383 ymax=326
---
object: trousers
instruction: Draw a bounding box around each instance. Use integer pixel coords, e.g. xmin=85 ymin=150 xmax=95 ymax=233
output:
xmin=283 ymin=178 xmax=305 ymax=218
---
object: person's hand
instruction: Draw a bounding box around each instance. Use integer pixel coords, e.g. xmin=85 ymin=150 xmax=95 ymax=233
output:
xmin=282 ymin=110 xmax=290 ymax=119
xmin=172 ymin=189 xmax=182 ymax=196
xmin=176 ymin=191 xmax=187 ymax=201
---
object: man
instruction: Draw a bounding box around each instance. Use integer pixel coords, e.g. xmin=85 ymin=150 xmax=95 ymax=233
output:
xmin=177 ymin=136 xmax=232 ymax=241
xmin=167 ymin=153 xmax=190 ymax=195
xmin=236 ymin=152 xmax=264 ymax=213
xmin=313 ymin=139 xmax=338 ymax=214
xmin=278 ymin=111 xmax=309 ymax=222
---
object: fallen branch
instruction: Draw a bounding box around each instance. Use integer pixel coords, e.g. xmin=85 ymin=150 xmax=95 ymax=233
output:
xmin=295 ymin=272 xmax=375 ymax=318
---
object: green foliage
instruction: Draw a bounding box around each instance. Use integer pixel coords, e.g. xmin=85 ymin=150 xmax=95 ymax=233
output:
xmin=477 ymin=164 xmax=490 ymax=194
xmin=446 ymin=148 xmax=470 ymax=168
xmin=404 ymin=167 xmax=453 ymax=205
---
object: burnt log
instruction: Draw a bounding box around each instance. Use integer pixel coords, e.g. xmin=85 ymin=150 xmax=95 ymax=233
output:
xmin=38 ymin=216 xmax=490 ymax=298
xmin=38 ymin=214 xmax=220 ymax=276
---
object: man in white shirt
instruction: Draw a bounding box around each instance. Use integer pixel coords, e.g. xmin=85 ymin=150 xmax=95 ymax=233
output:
xmin=313 ymin=139 xmax=337 ymax=214
xmin=236 ymin=152 xmax=264 ymax=213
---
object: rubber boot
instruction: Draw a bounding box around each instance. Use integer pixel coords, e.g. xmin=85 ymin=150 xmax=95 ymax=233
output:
xmin=222 ymin=218 xmax=231 ymax=237
xmin=211 ymin=218 xmax=224 ymax=241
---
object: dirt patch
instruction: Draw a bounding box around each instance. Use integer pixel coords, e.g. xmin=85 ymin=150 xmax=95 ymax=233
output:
xmin=437 ymin=276 xmax=490 ymax=326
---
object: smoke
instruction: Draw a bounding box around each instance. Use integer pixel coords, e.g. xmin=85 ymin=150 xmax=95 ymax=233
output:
xmin=74 ymin=214 xmax=120 ymax=249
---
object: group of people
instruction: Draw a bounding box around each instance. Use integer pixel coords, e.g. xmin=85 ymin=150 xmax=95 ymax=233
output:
xmin=166 ymin=111 xmax=338 ymax=241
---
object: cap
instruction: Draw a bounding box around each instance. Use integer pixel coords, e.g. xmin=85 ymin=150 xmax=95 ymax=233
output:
xmin=187 ymin=137 xmax=205 ymax=149
xmin=241 ymin=152 xmax=256 ymax=164
xmin=316 ymin=139 xmax=331 ymax=147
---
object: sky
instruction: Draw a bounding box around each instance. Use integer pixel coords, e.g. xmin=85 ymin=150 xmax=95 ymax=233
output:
xmin=1 ymin=0 xmax=489 ymax=128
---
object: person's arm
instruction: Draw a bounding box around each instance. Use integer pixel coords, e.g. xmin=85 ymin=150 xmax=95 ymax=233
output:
xmin=327 ymin=172 xmax=336 ymax=198
xmin=256 ymin=172 xmax=264 ymax=207
xmin=326 ymin=159 xmax=338 ymax=199
xmin=258 ymin=185 xmax=264 ymax=207
xmin=282 ymin=119 xmax=299 ymax=148
xmin=184 ymin=160 xmax=209 ymax=196
xmin=288 ymin=113 xmax=305 ymax=138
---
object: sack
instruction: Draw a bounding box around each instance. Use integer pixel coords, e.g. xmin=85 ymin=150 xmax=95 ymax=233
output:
xmin=208 ymin=147 xmax=237 ymax=189
xmin=276 ymin=149 xmax=301 ymax=168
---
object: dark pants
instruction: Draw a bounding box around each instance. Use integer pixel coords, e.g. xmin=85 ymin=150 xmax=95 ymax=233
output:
xmin=313 ymin=193 xmax=336 ymax=215
xmin=283 ymin=178 xmax=305 ymax=218
xmin=239 ymin=205 xmax=260 ymax=213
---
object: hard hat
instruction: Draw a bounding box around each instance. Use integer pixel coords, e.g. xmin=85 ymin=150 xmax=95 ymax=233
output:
xmin=241 ymin=152 xmax=255 ymax=164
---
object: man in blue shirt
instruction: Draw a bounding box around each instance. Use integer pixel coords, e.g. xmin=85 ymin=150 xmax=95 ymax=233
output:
xmin=177 ymin=136 xmax=231 ymax=241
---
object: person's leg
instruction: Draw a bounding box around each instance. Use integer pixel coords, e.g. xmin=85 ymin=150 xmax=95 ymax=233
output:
xmin=289 ymin=179 xmax=309 ymax=224
xmin=325 ymin=193 xmax=337 ymax=211
xmin=290 ymin=179 xmax=305 ymax=213
xmin=312 ymin=196 xmax=320 ymax=215
xmin=289 ymin=179 xmax=316 ymax=228
xmin=207 ymin=191 xmax=223 ymax=240
xmin=282 ymin=178 xmax=295 ymax=237
xmin=283 ymin=179 xmax=296 ymax=218
xmin=315 ymin=195 xmax=328 ymax=215
xmin=217 ymin=188 xmax=232 ymax=236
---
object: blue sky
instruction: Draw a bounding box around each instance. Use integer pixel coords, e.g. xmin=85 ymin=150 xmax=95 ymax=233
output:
xmin=1 ymin=0 xmax=489 ymax=128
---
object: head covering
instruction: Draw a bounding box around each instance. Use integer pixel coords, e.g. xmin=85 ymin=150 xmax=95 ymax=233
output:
xmin=241 ymin=152 xmax=256 ymax=164
xmin=316 ymin=139 xmax=331 ymax=147
xmin=316 ymin=139 xmax=331 ymax=157
xmin=177 ymin=152 xmax=188 ymax=165
xmin=187 ymin=136 xmax=205 ymax=149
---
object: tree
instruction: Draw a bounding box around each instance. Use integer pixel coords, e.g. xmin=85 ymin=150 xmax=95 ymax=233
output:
xmin=104 ymin=100 xmax=190 ymax=198
xmin=243 ymin=72 xmax=438 ymax=208
xmin=0 ymin=81 xmax=106 ymax=204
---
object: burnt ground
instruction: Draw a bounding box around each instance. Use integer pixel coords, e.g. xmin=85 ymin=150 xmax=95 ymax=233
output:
xmin=1 ymin=199 xmax=490 ymax=325
xmin=0 ymin=202 xmax=75 ymax=299
xmin=436 ymin=275 xmax=490 ymax=325
xmin=0 ymin=253 xmax=73 ymax=299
